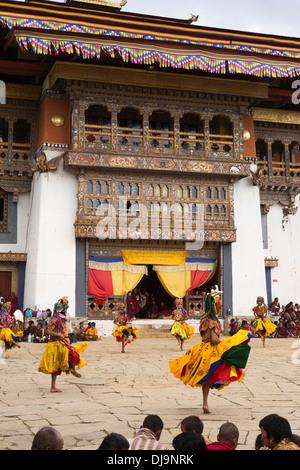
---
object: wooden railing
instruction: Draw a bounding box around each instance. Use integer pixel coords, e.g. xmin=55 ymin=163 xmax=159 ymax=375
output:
xmin=256 ymin=160 xmax=300 ymax=181
xmin=84 ymin=121 xmax=236 ymax=159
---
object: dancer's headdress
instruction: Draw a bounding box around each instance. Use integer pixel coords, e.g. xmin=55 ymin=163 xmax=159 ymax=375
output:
xmin=200 ymin=286 xmax=222 ymax=323
xmin=53 ymin=296 xmax=69 ymax=317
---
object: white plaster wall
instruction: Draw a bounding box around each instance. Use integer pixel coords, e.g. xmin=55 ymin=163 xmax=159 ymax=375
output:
xmin=23 ymin=157 xmax=78 ymax=315
xmin=0 ymin=192 xmax=30 ymax=253
xmin=264 ymin=195 xmax=300 ymax=306
xmin=231 ymin=176 xmax=267 ymax=316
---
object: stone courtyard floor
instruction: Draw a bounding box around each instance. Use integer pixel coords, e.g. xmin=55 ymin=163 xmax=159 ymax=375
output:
xmin=1 ymin=327 xmax=300 ymax=451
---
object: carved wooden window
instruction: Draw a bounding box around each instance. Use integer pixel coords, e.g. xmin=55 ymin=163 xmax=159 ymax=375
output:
xmin=85 ymin=105 xmax=111 ymax=146
xmin=177 ymin=186 xmax=183 ymax=198
xmin=191 ymin=186 xmax=197 ymax=198
xmin=180 ymin=113 xmax=204 ymax=151
xmin=148 ymin=184 xmax=154 ymax=196
xmin=272 ymin=140 xmax=284 ymax=163
xmin=87 ymin=181 xmax=93 ymax=193
xmin=125 ymin=183 xmax=131 ymax=195
xmin=118 ymin=108 xmax=143 ymax=147
xmin=13 ymin=119 xmax=31 ymax=160
xmin=102 ymin=182 xmax=109 ymax=194
xmin=220 ymin=205 xmax=227 ymax=217
xmin=206 ymin=205 xmax=212 ymax=217
xmin=0 ymin=193 xmax=8 ymax=232
xmin=0 ymin=118 xmax=8 ymax=157
xmin=133 ymin=184 xmax=139 ymax=196
xmin=149 ymin=111 xmax=174 ymax=149
xmin=256 ymin=139 xmax=267 ymax=162
xmin=220 ymin=188 xmax=226 ymax=199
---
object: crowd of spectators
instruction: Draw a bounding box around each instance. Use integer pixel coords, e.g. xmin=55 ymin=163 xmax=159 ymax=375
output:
xmin=0 ymin=293 xmax=99 ymax=343
xmin=30 ymin=413 xmax=300 ymax=451
xmin=229 ymin=297 xmax=300 ymax=338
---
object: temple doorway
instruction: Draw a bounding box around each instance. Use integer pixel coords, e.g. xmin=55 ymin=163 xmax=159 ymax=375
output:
xmin=132 ymin=266 xmax=175 ymax=318
xmin=128 ymin=262 xmax=220 ymax=319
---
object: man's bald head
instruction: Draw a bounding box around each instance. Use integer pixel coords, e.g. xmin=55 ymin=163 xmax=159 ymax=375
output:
xmin=218 ymin=422 xmax=239 ymax=449
xmin=31 ymin=427 xmax=64 ymax=450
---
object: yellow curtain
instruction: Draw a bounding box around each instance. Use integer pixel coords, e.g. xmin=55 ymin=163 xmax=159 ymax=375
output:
xmin=121 ymin=250 xmax=187 ymax=265
xmin=156 ymin=270 xmax=191 ymax=298
xmin=111 ymin=271 xmax=144 ymax=295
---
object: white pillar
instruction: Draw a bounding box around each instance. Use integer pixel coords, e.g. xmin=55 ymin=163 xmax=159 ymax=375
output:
xmin=23 ymin=159 xmax=78 ymax=316
xmin=265 ymin=195 xmax=300 ymax=306
xmin=231 ymin=176 xmax=267 ymax=316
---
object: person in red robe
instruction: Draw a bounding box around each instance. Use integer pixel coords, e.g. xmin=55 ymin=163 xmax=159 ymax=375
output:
xmin=126 ymin=291 xmax=136 ymax=321
xmin=9 ymin=292 xmax=18 ymax=315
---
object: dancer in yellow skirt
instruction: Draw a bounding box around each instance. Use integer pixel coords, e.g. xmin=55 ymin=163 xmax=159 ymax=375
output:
xmin=38 ymin=297 xmax=87 ymax=392
xmin=0 ymin=302 xmax=21 ymax=363
xmin=112 ymin=305 xmax=139 ymax=353
xmin=170 ymin=288 xmax=251 ymax=414
xmin=170 ymin=298 xmax=194 ymax=350
xmin=253 ymin=296 xmax=277 ymax=347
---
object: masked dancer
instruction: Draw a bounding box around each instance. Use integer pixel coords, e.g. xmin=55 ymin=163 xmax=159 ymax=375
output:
xmin=169 ymin=288 xmax=252 ymax=414
xmin=112 ymin=305 xmax=139 ymax=353
xmin=170 ymin=298 xmax=194 ymax=350
xmin=38 ymin=297 xmax=88 ymax=392
xmin=253 ymin=296 xmax=276 ymax=347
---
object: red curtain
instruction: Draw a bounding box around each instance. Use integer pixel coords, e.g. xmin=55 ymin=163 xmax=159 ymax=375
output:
xmin=88 ymin=269 xmax=113 ymax=305
xmin=187 ymin=263 xmax=218 ymax=292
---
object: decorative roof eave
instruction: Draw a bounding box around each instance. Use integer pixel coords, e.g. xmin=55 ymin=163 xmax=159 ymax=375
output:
xmin=2 ymin=0 xmax=300 ymax=60
xmin=11 ymin=27 xmax=300 ymax=78
xmin=2 ymin=1 xmax=300 ymax=77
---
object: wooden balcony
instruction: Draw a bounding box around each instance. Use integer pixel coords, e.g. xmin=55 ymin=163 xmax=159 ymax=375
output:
xmin=256 ymin=160 xmax=300 ymax=184
xmin=83 ymin=121 xmax=235 ymax=160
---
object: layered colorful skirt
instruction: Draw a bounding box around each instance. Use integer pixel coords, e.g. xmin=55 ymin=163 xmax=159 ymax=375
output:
xmin=170 ymin=321 xmax=194 ymax=342
xmin=112 ymin=325 xmax=139 ymax=344
xmin=0 ymin=327 xmax=20 ymax=349
xmin=253 ymin=317 xmax=277 ymax=337
xmin=38 ymin=340 xmax=88 ymax=375
xmin=169 ymin=330 xmax=251 ymax=391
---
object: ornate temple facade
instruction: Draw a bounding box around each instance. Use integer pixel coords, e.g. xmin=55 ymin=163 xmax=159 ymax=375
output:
xmin=0 ymin=0 xmax=300 ymax=318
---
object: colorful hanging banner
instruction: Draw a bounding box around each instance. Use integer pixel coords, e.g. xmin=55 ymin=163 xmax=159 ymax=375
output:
xmin=88 ymin=256 xmax=147 ymax=304
xmin=121 ymin=250 xmax=187 ymax=265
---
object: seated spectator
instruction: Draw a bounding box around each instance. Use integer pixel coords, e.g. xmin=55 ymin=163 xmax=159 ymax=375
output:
xmin=229 ymin=321 xmax=239 ymax=336
xmin=129 ymin=414 xmax=169 ymax=450
xmin=180 ymin=415 xmax=210 ymax=445
xmin=75 ymin=322 xmax=86 ymax=341
xmin=147 ymin=298 xmax=158 ymax=318
xmin=277 ymin=318 xmax=288 ymax=338
xmin=23 ymin=320 xmax=36 ymax=341
xmin=287 ymin=321 xmax=298 ymax=338
xmin=97 ymin=433 xmax=129 ymax=450
xmin=34 ymin=322 xmax=48 ymax=343
xmin=85 ymin=322 xmax=99 ymax=341
xmin=172 ymin=432 xmax=207 ymax=451
xmin=270 ymin=297 xmax=280 ymax=315
xmin=259 ymin=414 xmax=300 ymax=450
xmin=207 ymin=423 xmax=239 ymax=450
xmin=31 ymin=427 xmax=64 ymax=450
xmin=240 ymin=320 xmax=250 ymax=331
